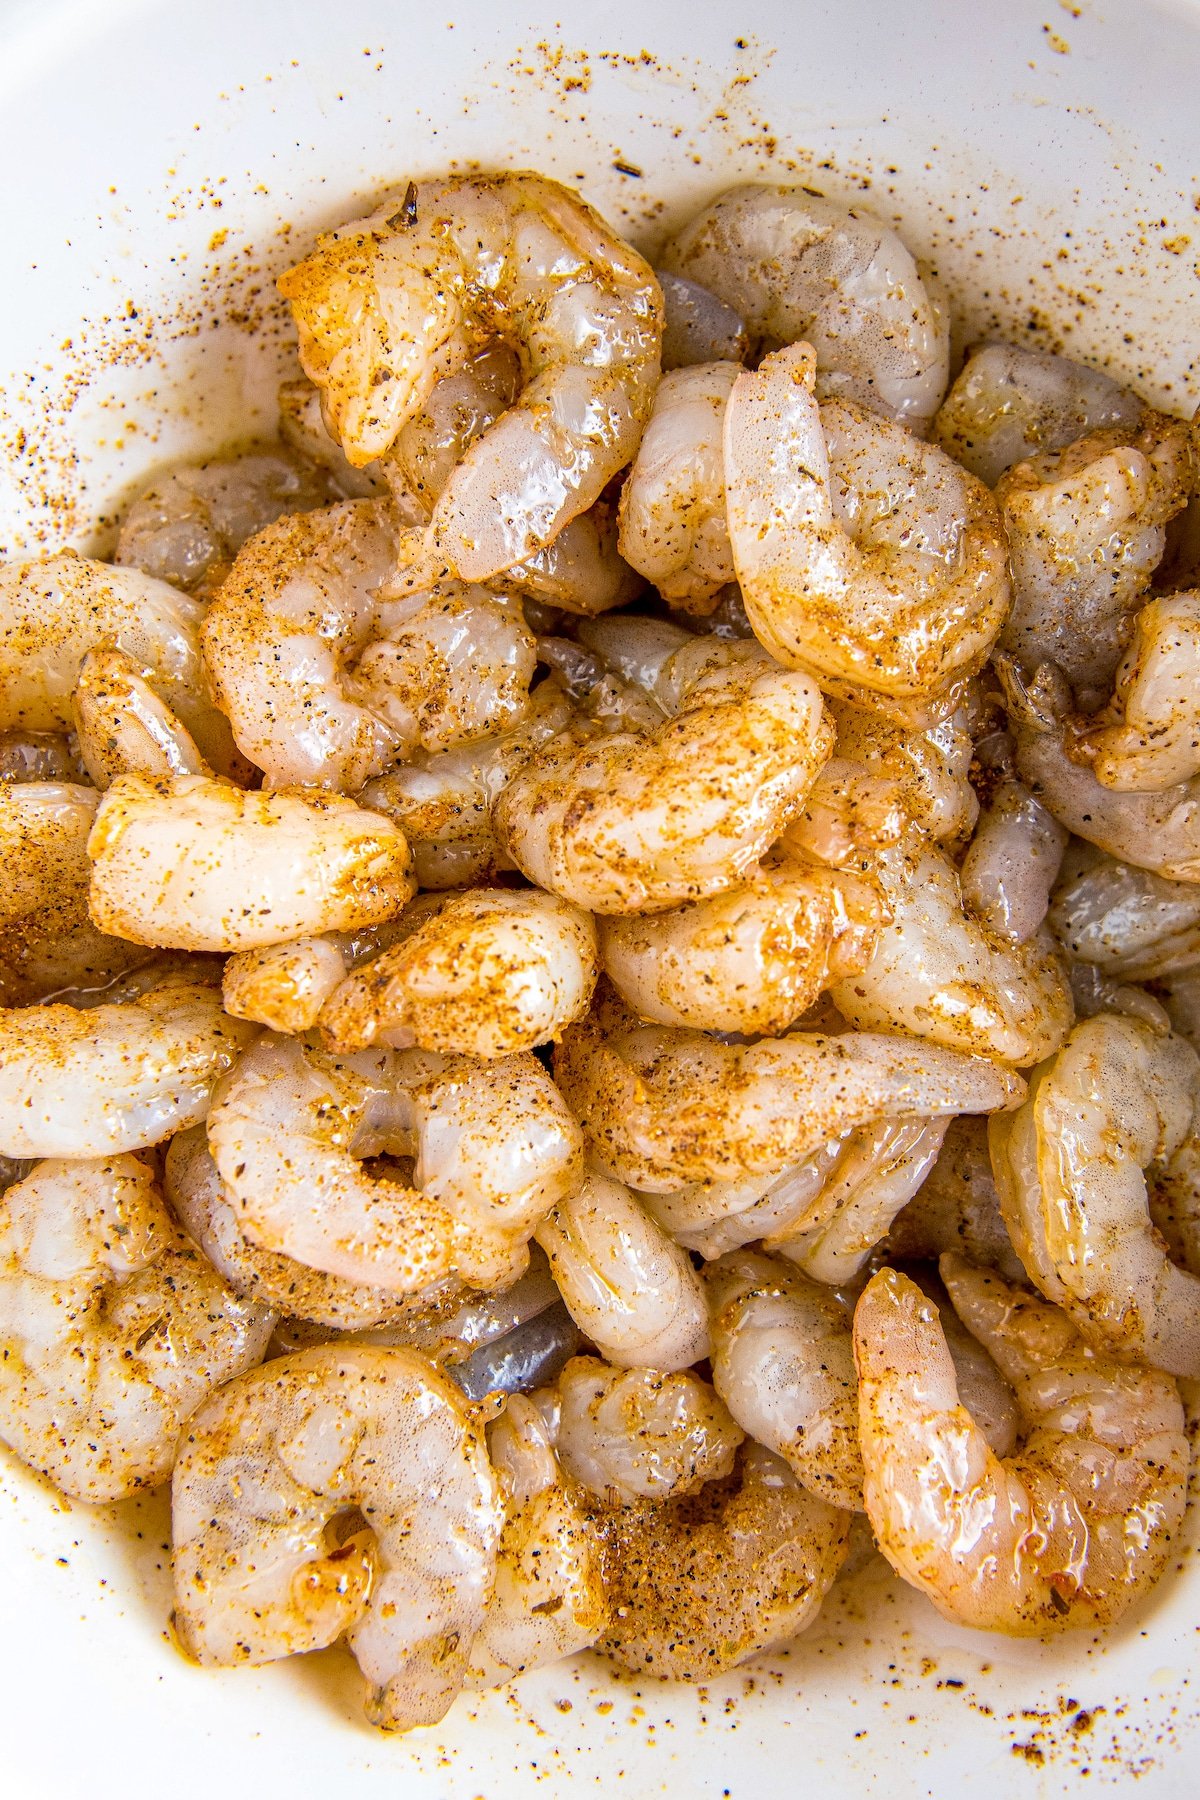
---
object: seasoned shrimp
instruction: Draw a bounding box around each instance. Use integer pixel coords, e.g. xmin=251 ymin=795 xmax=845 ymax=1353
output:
xmin=201 ymin=502 xmax=535 ymax=791
xmin=0 ymin=552 xmax=236 ymax=771
xmin=724 ymin=345 xmax=1010 ymax=713
xmin=0 ymin=731 xmax=86 ymax=784
xmin=466 ymin=1393 xmax=607 ymax=1687
xmin=598 ymin=845 xmax=883 ymax=1035
xmin=854 ymin=1257 xmax=1188 ymax=1634
xmin=1048 ymin=842 xmax=1200 ymax=982
xmin=551 ymin=1357 xmax=743 ymax=1505
xmin=996 ymin=412 xmax=1194 ymax=711
xmin=823 ymin=698 xmax=980 ymax=845
xmin=656 ymin=269 xmax=750 ymax=371
xmin=660 ymin=185 xmax=949 ymax=431
xmin=0 ymin=1154 xmax=273 ymax=1499
xmin=830 ymin=836 xmax=1073 ymax=1066
xmin=616 ymin=361 xmax=739 ymax=611
xmin=319 ymin=887 xmax=597 ymax=1057
xmin=989 ymin=1012 xmax=1200 ymax=1377
xmin=278 ymin=172 xmax=662 ymax=578
xmin=1079 ymin=590 xmax=1200 ymax=791
xmin=704 ymin=1251 xmax=862 ymax=1510
xmin=172 ymin=1345 xmax=503 ymax=1730
xmin=640 ymin=1136 xmax=854 ymax=1262
xmin=0 ymin=971 xmax=255 ymax=1157
xmin=87 ymin=773 xmax=415 ymax=953
xmin=362 ymin=678 xmax=574 ymax=889
xmin=72 ymin=646 xmax=210 ymax=788
xmin=494 ymin=638 xmax=833 ymax=912
xmin=114 ymin=448 xmax=333 ymax=594
xmin=932 ymin=342 xmax=1143 ymax=486
xmin=533 ymin=1168 xmax=710 ymax=1371
xmin=554 ymin=990 xmax=1022 ymax=1191
xmin=886 ymin=1114 xmax=1027 ymax=1281
xmin=958 ymin=778 xmax=1068 ymax=945
xmin=206 ymin=1034 xmax=583 ymax=1294
xmin=593 ymin=1443 xmax=849 ymax=1679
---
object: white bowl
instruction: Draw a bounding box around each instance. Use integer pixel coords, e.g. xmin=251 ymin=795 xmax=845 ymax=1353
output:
xmin=1 ymin=1 xmax=1198 ymax=1793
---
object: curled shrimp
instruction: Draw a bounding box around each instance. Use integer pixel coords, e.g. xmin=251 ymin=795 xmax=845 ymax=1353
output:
xmin=72 ymin=646 xmax=210 ymax=788
xmin=957 ymin=777 xmax=1068 ymax=946
xmin=0 ymin=551 xmax=237 ymax=771
xmin=989 ymin=1012 xmax=1200 ymax=1377
xmin=931 ymin=342 xmax=1143 ymax=487
xmin=597 ymin=845 xmax=883 ymax=1035
xmin=0 ymin=1153 xmax=274 ymax=1499
xmin=87 ymin=773 xmax=415 ymax=953
xmin=1048 ymin=841 xmax=1200 ymax=983
xmin=319 ymin=887 xmax=597 ymax=1057
xmin=466 ymin=1393 xmax=608 ymax=1688
xmin=494 ymin=637 xmax=833 ymax=912
xmin=704 ymin=1250 xmax=863 ymax=1510
xmin=660 ymin=184 xmax=949 ymax=431
xmin=205 ymin=1033 xmax=583 ymax=1294
xmin=996 ymin=411 xmax=1194 ymax=711
xmin=886 ymin=1114 xmax=1027 ymax=1282
xmin=593 ymin=1442 xmax=849 ymax=1679
xmin=201 ymin=502 xmax=535 ymax=791
xmin=656 ymin=269 xmax=750 ymax=371
xmin=724 ymin=344 xmax=1010 ymax=714
xmin=551 ymin=1356 xmax=743 ymax=1505
xmin=278 ymin=172 xmax=662 ymax=579
xmin=554 ymin=990 xmax=1023 ymax=1192
xmin=830 ymin=835 xmax=1073 ymax=1066
xmin=171 ymin=1345 xmax=504 ymax=1730
xmin=854 ymin=1256 xmax=1188 ymax=1634
xmin=533 ymin=1167 xmax=710 ymax=1371
xmin=1078 ymin=590 xmax=1200 ymax=792
xmin=0 ymin=971 xmax=256 ymax=1158
xmin=616 ymin=361 xmax=739 ymax=611
xmin=823 ymin=697 xmax=980 ymax=845
xmin=222 ymin=932 xmax=386 ymax=1036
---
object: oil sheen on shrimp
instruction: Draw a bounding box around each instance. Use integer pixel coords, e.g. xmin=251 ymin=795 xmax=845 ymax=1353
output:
xmin=551 ymin=1356 xmax=744 ymax=1506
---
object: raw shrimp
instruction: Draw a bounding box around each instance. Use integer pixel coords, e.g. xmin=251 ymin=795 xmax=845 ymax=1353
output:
xmin=931 ymin=342 xmax=1143 ymax=486
xmin=640 ymin=1137 xmax=855 ymax=1262
xmin=494 ymin=638 xmax=833 ymax=913
xmin=201 ymin=501 xmax=536 ymax=791
xmin=205 ymin=1033 xmax=584 ymax=1294
xmin=466 ymin=1393 xmax=607 ymax=1687
xmin=0 ymin=552 xmax=236 ymax=771
xmin=655 ymin=269 xmax=750 ymax=371
xmin=554 ymin=989 xmax=1022 ymax=1191
xmin=996 ymin=412 xmax=1194 ymax=711
xmin=616 ymin=361 xmax=739 ymax=611
xmin=830 ymin=836 xmax=1073 ymax=1066
xmin=72 ymin=646 xmax=209 ymax=788
xmin=0 ymin=972 xmax=256 ymax=1157
xmin=319 ymin=887 xmax=597 ymax=1057
xmin=552 ymin=1357 xmax=743 ymax=1505
xmin=660 ymin=185 xmax=949 ymax=431
xmin=1080 ymin=590 xmax=1200 ymax=791
xmin=989 ymin=1012 xmax=1200 ymax=1377
xmin=361 ymin=678 xmax=574 ymax=889
xmin=278 ymin=172 xmax=662 ymax=578
xmin=1048 ymin=841 xmax=1200 ymax=983
xmin=598 ymin=844 xmax=883 ymax=1035
xmin=0 ymin=731 xmax=85 ymax=783
xmin=854 ymin=1257 xmax=1188 ymax=1634
xmin=0 ymin=1154 xmax=273 ymax=1499
xmin=533 ymin=1168 xmax=710 ymax=1370
xmin=223 ymin=937 xmax=367 ymax=1035
xmin=724 ymin=345 xmax=1010 ymax=713
xmin=87 ymin=773 xmax=415 ymax=953
xmin=164 ymin=1125 xmax=455 ymax=1333
xmin=823 ymin=698 xmax=980 ymax=845
xmin=171 ymin=1345 xmax=504 ymax=1730
xmin=114 ymin=448 xmax=333 ymax=594
xmin=450 ymin=1301 xmax=583 ymax=1403
xmin=886 ymin=1114 xmax=1027 ymax=1281
xmin=782 ymin=757 xmax=907 ymax=868
xmin=704 ymin=1250 xmax=863 ymax=1511
xmin=958 ymin=778 xmax=1068 ymax=945
xmin=593 ymin=1442 xmax=849 ymax=1679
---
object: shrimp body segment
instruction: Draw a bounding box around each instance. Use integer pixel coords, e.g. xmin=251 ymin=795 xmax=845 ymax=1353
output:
xmin=552 ymin=1356 xmax=744 ymax=1506
xmin=172 ymin=1345 xmax=504 ymax=1731
xmin=0 ymin=1154 xmax=274 ymax=1499
xmin=724 ymin=345 xmax=1011 ymax=712
xmin=87 ymin=774 xmax=415 ymax=953
xmin=278 ymin=173 xmax=663 ymax=579
xmin=854 ymin=1260 xmax=1188 ymax=1635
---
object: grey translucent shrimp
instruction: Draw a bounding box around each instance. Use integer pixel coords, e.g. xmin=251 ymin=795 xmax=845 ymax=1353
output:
xmin=278 ymin=172 xmax=662 ymax=578
xmin=958 ymin=778 xmax=1068 ymax=946
xmin=0 ymin=1153 xmax=273 ymax=1499
xmin=886 ymin=1114 xmax=1027 ymax=1282
xmin=1048 ymin=840 xmax=1200 ymax=983
xmin=551 ymin=1356 xmax=743 ymax=1505
xmin=660 ymin=184 xmax=949 ymax=431
xmin=724 ymin=344 xmax=1010 ymax=714
xmin=655 ymin=269 xmax=750 ymax=371
xmin=989 ymin=1012 xmax=1200 ymax=1377
xmin=854 ymin=1257 xmax=1188 ymax=1634
xmin=171 ymin=1345 xmax=503 ymax=1730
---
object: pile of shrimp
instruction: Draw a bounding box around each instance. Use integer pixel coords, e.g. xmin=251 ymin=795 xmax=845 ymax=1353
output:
xmin=2 ymin=168 xmax=1198 ymax=1732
